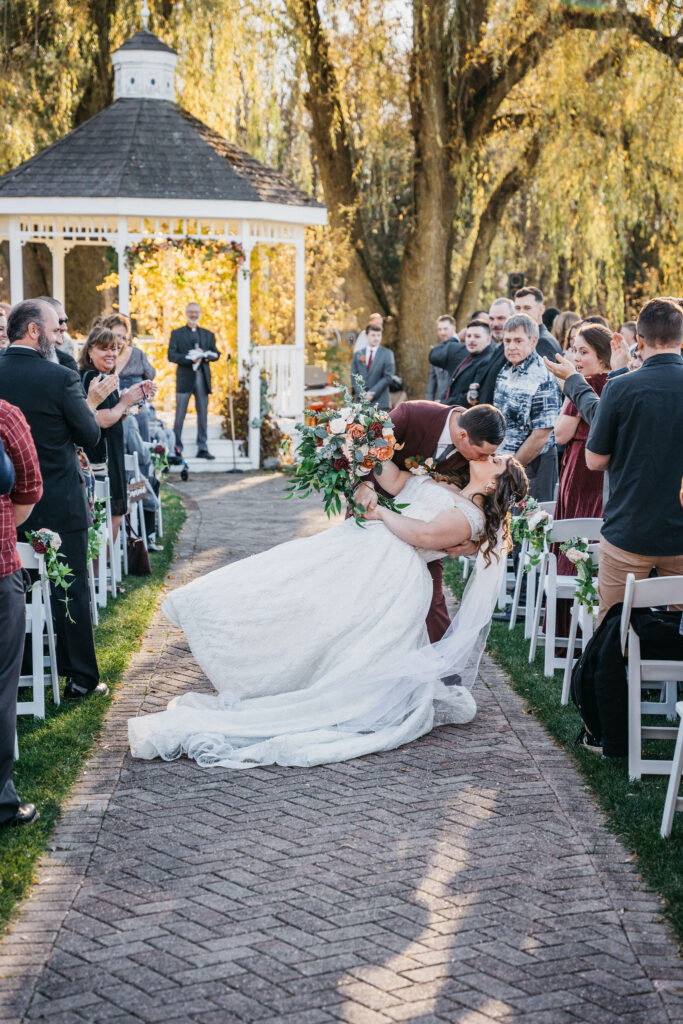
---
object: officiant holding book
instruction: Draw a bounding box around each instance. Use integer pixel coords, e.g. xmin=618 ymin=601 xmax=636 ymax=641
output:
xmin=168 ymin=302 xmax=220 ymax=459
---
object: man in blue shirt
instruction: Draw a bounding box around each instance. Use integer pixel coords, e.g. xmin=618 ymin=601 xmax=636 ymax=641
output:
xmin=585 ymin=297 xmax=683 ymax=622
xmin=493 ymin=314 xmax=562 ymax=499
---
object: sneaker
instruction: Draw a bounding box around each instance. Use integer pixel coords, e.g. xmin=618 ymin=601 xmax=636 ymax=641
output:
xmin=63 ymin=680 xmax=110 ymax=700
xmin=196 ymin=450 xmax=216 ymax=460
xmin=575 ymin=727 xmax=602 ymax=754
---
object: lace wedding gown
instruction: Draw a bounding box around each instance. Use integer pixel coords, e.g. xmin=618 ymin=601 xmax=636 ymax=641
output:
xmin=128 ymin=476 xmax=501 ymax=769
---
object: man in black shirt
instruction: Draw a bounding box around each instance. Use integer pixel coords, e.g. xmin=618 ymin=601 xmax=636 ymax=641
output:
xmin=585 ymin=297 xmax=683 ymax=621
xmin=443 ymin=320 xmax=494 ymax=407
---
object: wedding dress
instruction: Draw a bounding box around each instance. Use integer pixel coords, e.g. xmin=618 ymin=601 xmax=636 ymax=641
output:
xmin=128 ymin=475 xmax=505 ymax=769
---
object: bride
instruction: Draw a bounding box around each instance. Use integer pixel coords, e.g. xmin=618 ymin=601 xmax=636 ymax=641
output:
xmin=128 ymin=454 xmax=528 ymax=768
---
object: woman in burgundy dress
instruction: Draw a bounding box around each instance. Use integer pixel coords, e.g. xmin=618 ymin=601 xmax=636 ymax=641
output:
xmin=553 ymin=323 xmax=611 ymax=636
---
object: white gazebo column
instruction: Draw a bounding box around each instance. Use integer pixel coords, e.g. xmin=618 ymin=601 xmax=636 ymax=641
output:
xmin=294 ymin=229 xmax=306 ymax=419
xmin=50 ymin=239 xmax=66 ymax=305
xmin=8 ymin=217 xmax=23 ymax=305
xmin=236 ymin=224 xmax=260 ymax=468
xmin=116 ymin=216 xmax=130 ymax=315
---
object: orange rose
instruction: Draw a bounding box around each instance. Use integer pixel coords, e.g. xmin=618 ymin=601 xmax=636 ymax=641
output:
xmin=348 ymin=424 xmax=365 ymax=440
xmin=362 ymin=456 xmax=375 ymax=469
xmin=369 ymin=445 xmax=392 ymax=461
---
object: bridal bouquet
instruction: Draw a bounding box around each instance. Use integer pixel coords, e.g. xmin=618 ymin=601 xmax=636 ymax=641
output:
xmin=285 ymin=381 xmax=406 ymax=523
xmin=510 ymin=497 xmax=552 ymax=570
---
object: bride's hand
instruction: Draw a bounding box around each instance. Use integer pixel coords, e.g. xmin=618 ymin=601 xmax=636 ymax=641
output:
xmin=362 ymin=505 xmax=383 ymax=522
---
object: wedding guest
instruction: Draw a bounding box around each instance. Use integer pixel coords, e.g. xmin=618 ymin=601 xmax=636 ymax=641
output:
xmin=0 ymin=300 xmax=105 ymax=700
xmin=629 ymin=345 xmax=643 ymax=370
xmin=0 ymin=399 xmax=43 ymax=828
xmin=353 ymin=312 xmax=384 ymax=354
xmin=488 ymin=298 xmax=514 ymax=344
xmin=0 ymin=313 xmax=8 ymax=351
xmin=582 ymin=314 xmax=610 ymax=328
xmin=427 ymin=315 xmax=460 ymax=400
xmin=79 ymin=327 xmax=146 ymax=542
xmin=168 ymin=302 xmax=220 ymax=459
xmin=514 ymin=287 xmax=562 ymax=354
xmin=552 ymin=324 xmax=611 ymax=634
xmin=620 ymin=320 xmax=637 ymax=347
xmin=553 ymin=310 xmax=581 ymax=352
xmin=542 ymin=307 xmax=560 ymax=334
xmin=105 ymin=313 xmax=157 ymax=441
xmin=350 ymin=323 xmax=394 ymax=410
xmin=585 ymin=297 xmax=683 ymax=621
xmin=444 ymin=321 xmax=494 ymax=408
xmin=35 ymin=297 xmax=78 ymax=373
xmin=470 ymin=310 xmax=490 ymax=324
xmin=428 ymin=315 xmax=465 ymax=392
xmin=494 ymin=313 xmax=563 ymax=500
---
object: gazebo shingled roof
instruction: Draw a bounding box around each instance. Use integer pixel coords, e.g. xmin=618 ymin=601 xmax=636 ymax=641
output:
xmin=0 ymin=101 xmax=322 ymax=208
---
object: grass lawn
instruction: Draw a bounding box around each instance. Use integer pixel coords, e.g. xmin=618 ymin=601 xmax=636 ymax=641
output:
xmin=0 ymin=486 xmax=186 ymax=934
xmin=444 ymin=557 xmax=683 ymax=949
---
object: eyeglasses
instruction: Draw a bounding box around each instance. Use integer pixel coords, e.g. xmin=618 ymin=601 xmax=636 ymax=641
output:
xmin=58 ymin=318 xmax=68 ymax=326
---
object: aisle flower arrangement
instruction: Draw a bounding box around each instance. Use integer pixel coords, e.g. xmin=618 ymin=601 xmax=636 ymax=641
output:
xmin=285 ymin=380 xmax=406 ymax=523
xmin=560 ymin=538 xmax=598 ymax=609
xmin=25 ymin=528 xmax=74 ymax=621
xmin=510 ymin=497 xmax=552 ymax=570
xmin=87 ymin=499 xmax=107 ymax=562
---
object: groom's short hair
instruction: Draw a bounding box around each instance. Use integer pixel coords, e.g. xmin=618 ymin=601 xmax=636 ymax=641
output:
xmin=458 ymin=405 xmax=505 ymax=447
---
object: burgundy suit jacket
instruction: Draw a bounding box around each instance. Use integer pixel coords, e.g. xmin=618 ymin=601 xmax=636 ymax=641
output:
xmin=374 ymin=400 xmax=468 ymax=496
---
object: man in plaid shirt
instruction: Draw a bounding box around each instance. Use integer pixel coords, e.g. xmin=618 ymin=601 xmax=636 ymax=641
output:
xmin=0 ymin=399 xmax=43 ymax=828
xmin=494 ymin=313 xmax=562 ymax=500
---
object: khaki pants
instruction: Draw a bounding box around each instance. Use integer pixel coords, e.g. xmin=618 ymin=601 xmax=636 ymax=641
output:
xmin=597 ymin=536 xmax=683 ymax=624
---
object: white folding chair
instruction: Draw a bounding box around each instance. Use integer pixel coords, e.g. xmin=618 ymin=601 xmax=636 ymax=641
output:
xmin=16 ymin=542 xmax=60 ymax=720
xmin=529 ymin=518 xmax=603 ymax=676
xmin=87 ymin=556 xmax=99 ymax=626
xmin=94 ymin=477 xmax=116 ymax=603
xmin=621 ymin=574 xmax=683 ymax=781
xmin=560 ymin=540 xmax=600 ymax=705
xmin=661 ymin=702 xmax=683 ymax=838
xmin=144 ymin=442 xmax=164 ymax=539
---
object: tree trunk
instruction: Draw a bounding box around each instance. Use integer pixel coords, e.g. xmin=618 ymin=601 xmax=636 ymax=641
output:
xmin=396 ymin=0 xmax=456 ymax=397
xmin=293 ymin=0 xmax=390 ymax=325
xmin=454 ymin=137 xmax=541 ymax=325
xmin=74 ymin=0 xmax=117 ymax=125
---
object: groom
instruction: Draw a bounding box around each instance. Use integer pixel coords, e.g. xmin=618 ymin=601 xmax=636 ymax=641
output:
xmin=356 ymin=401 xmax=505 ymax=641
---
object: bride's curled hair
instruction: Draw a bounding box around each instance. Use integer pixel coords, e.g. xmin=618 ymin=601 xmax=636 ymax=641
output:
xmin=475 ymin=457 xmax=528 ymax=566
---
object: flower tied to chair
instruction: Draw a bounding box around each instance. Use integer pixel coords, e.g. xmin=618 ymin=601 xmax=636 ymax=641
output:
xmin=25 ymin=528 xmax=74 ymax=622
xmin=560 ymin=538 xmax=598 ymax=610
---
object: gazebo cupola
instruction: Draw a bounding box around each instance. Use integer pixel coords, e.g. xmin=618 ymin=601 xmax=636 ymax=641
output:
xmin=0 ymin=12 xmax=326 ymax=469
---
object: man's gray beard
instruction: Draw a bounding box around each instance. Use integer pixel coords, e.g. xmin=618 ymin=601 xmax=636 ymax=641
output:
xmin=37 ymin=329 xmax=55 ymax=360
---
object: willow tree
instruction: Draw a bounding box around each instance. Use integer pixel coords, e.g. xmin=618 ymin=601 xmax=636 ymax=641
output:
xmin=293 ymin=0 xmax=682 ymax=393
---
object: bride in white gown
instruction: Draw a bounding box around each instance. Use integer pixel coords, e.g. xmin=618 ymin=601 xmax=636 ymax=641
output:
xmin=128 ymin=455 xmax=527 ymax=768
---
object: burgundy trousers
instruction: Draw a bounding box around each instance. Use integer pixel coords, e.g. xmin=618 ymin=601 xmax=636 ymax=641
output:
xmin=426 ymin=559 xmax=451 ymax=642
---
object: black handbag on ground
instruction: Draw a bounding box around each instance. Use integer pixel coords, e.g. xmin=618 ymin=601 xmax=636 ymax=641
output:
xmin=126 ymin=517 xmax=151 ymax=576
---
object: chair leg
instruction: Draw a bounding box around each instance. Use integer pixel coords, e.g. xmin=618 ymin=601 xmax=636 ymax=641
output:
xmin=31 ymin=595 xmax=45 ymax=720
xmin=14 ymin=732 xmax=19 ymax=761
xmin=543 ymin=571 xmax=557 ymax=679
xmin=509 ymin=539 xmax=527 ymax=631
xmin=529 ymin=554 xmax=547 ymax=663
xmin=88 ymin=559 xmax=99 ymax=627
xmin=628 ymin=632 xmax=643 ymax=781
xmin=524 ymin=562 xmax=537 ymax=640
xmin=42 ymin=578 xmax=60 ymax=706
xmin=561 ymin=598 xmax=580 ymax=705
xmin=97 ymin=529 xmax=108 ymax=608
xmin=661 ymin=716 xmax=683 ymax=838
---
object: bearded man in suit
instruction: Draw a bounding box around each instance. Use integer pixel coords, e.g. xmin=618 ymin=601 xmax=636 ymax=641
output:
xmin=168 ymin=302 xmax=220 ymax=459
xmin=350 ymin=323 xmax=395 ymax=410
xmin=356 ymin=402 xmax=506 ymax=641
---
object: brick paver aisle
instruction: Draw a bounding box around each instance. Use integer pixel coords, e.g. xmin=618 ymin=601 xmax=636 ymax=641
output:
xmin=2 ymin=473 xmax=682 ymax=1024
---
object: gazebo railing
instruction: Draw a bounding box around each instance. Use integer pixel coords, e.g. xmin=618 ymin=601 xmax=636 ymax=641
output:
xmin=255 ymin=346 xmax=304 ymax=420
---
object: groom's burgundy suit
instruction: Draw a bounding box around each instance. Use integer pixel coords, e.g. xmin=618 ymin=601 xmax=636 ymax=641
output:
xmin=374 ymin=400 xmax=468 ymax=642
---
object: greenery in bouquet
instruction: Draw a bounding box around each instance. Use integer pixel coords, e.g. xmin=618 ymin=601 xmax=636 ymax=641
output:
xmin=25 ymin=528 xmax=74 ymax=622
xmin=150 ymin=443 xmax=170 ymax=476
xmin=285 ymin=378 xmax=406 ymax=524
xmin=510 ymin=497 xmax=552 ymax=570
xmin=560 ymin=538 xmax=598 ymax=610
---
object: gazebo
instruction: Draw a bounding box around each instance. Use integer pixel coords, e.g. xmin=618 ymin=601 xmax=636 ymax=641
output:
xmin=0 ymin=20 xmax=326 ymax=468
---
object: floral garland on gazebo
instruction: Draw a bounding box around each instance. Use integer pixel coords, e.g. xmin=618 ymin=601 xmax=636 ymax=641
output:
xmin=124 ymin=237 xmax=246 ymax=272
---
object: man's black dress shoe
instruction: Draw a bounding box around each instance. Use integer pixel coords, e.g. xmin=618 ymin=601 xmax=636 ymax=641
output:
xmin=2 ymin=803 xmax=39 ymax=828
xmin=63 ymin=680 xmax=110 ymax=700
xmin=196 ymin=450 xmax=216 ymax=460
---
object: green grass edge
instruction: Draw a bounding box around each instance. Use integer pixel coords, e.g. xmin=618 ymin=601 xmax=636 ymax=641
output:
xmin=0 ymin=486 xmax=186 ymax=934
xmin=444 ymin=557 xmax=683 ymax=950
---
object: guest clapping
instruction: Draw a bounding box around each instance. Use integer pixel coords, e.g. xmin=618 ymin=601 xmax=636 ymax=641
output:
xmin=105 ymin=314 xmax=157 ymax=441
xmin=79 ymin=327 xmax=148 ymax=541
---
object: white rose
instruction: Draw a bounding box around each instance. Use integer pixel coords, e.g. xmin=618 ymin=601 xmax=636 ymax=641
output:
xmin=50 ymin=531 xmax=62 ymax=551
xmin=526 ymin=510 xmax=548 ymax=531
xmin=565 ymin=546 xmax=589 ymax=564
xmin=382 ymin=426 xmax=394 ymax=437
xmin=338 ymin=407 xmax=354 ymax=422
xmin=328 ymin=418 xmax=347 ymax=434
xmin=357 ymin=464 xmax=372 ymax=476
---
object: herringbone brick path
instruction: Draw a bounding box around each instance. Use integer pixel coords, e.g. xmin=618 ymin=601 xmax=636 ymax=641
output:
xmin=1 ymin=473 xmax=682 ymax=1024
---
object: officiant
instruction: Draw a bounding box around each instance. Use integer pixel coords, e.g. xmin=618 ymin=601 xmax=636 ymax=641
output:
xmin=168 ymin=302 xmax=220 ymax=460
